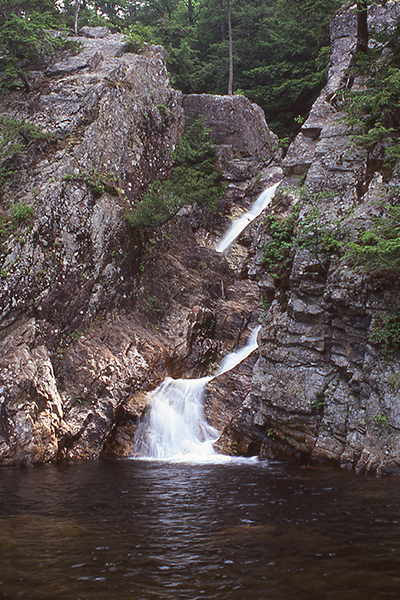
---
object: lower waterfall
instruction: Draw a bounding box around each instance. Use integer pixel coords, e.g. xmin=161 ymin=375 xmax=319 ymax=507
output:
xmin=133 ymin=326 xmax=260 ymax=462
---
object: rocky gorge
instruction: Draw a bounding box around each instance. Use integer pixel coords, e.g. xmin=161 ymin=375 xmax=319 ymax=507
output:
xmin=1 ymin=3 xmax=400 ymax=475
xmin=0 ymin=25 xmax=278 ymax=465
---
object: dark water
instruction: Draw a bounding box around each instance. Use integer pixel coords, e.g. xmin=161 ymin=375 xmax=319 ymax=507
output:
xmin=1 ymin=459 xmax=400 ymax=600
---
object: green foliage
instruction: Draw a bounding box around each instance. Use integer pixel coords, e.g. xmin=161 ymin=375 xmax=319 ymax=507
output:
xmin=0 ymin=116 xmax=51 ymax=186
xmin=0 ymin=202 xmax=34 ymax=250
xmin=339 ymin=19 xmax=400 ymax=170
xmin=312 ymin=390 xmax=326 ymax=411
xmin=370 ymin=303 xmax=400 ymax=357
xmin=374 ymin=412 xmax=389 ymax=427
xmin=346 ymin=187 xmax=400 ymax=270
xmin=343 ymin=186 xmax=400 ymax=360
xmin=64 ymin=170 xmax=119 ymax=197
xmin=262 ymin=205 xmax=299 ymax=275
xmin=144 ymin=292 xmax=161 ymax=318
xmin=262 ymin=187 xmax=343 ymax=276
xmin=0 ymin=11 xmax=66 ymax=91
xmin=10 ymin=202 xmax=34 ymax=225
xmin=295 ymin=196 xmax=343 ymax=268
xmin=0 ymin=0 xmax=342 ymax=136
xmin=131 ymin=0 xmax=341 ymax=137
xmin=123 ymin=23 xmax=156 ymax=53
xmin=125 ymin=117 xmax=226 ymax=230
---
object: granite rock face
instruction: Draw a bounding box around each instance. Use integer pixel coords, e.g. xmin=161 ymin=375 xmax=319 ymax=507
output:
xmin=216 ymin=4 xmax=400 ymax=475
xmin=183 ymin=94 xmax=278 ymax=181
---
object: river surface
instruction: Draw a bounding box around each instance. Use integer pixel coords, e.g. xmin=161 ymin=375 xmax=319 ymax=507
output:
xmin=1 ymin=459 xmax=400 ymax=599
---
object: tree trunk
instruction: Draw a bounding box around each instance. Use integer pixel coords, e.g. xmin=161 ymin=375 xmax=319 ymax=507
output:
xmin=74 ymin=0 xmax=81 ymax=35
xmin=227 ymin=0 xmax=233 ymax=95
xmin=219 ymin=0 xmax=225 ymax=41
xmin=188 ymin=0 xmax=193 ymax=25
xmin=356 ymin=0 xmax=368 ymax=54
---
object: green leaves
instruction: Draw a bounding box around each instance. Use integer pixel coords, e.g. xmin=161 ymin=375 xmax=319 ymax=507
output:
xmin=125 ymin=118 xmax=226 ymax=230
xmin=339 ymin=20 xmax=400 ymax=170
xmin=262 ymin=188 xmax=343 ymax=276
xmin=0 ymin=116 xmax=50 ymax=186
xmin=262 ymin=205 xmax=299 ymax=275
xmin=0 ymin=11 xmax=66 ymax=90
xmin=346 ymin=194 xmax=400 ymax=271
xmin=370 ymin=303 xmax=400 ymax=357
xmin=123 ymin=23 xmax=156 ymax=52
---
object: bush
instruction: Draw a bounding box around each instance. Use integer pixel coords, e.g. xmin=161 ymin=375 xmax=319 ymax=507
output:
xmin=339 ymin=19 xmax=400 ymax=172
xmin=0 ymin=12 xmax=66 ymax=91
xmin=370 ymin=303 xmax=400 ymax=357
xmin=262 ymin=206 xmax=299 ymax=274
xmin=346 ymin=187 xmax=400 ymax=271
xmin=123 ymin=23 xmax=156 ymax=53
xmin=125 ymin=117 xmax=226 ymax=230
xmin=10 ymin=203 xmax=34 ymax=225
xmin=0 ymin=116 xmax=51 ymax=186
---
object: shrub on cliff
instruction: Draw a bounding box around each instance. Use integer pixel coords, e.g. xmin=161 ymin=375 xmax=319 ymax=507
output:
xmin=346 ymin=186 xmax=400 ymax=271
xmin=0 ymin=116 xmax=51 ymax=186
xmin=0 ymin=10 xmax=65 ymax=91
xmin=339 ymin=18 xmax=400 ymax=174
xmin=125 ymin=118 xmax=226 ymax=230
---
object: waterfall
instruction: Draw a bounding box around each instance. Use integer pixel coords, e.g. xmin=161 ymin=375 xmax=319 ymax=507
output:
xmin=132 ymin=182 xmax=278 ymax=462
xmin=216 ymin=181 xmax=280 ymax=253
xmin=133 ymin=326 xmax=261 ymax=462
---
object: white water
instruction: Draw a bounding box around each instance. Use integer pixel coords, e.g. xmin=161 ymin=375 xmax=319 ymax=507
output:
xmin=133 ymin=325 xmax=261 ymax=462
xmin=216 ymin=181 xmax=280 ymax=253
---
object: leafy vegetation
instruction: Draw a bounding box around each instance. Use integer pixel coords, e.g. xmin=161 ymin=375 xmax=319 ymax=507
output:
xmin=2 ymin=0 xmax=343 ymax=138
xmin=374 ymin=412 xmax=389 ymax=427
xmin=0 ymin=201 xmax=34 ymax=253
xmin=0 ymin=116 xmax=51 ymax=186
xmin=312 ymin=390 xmax=327 ymax=412
xmin=125 ymin=117 xmax=226 ymax=230
xmin=346 ymin=187 xmax=400 ymax=271
xmin=0 ymin=7 xmax=66 ymax=91
xmin=262 ymin=205 xmax=299 ymax=276
xmin=262 ymin=188 xmax=343 ymax=276
xmin=294 ymin=191 xmax=343 ymax=269
xmin=123 ymin=23 xmax=156 ymax=53
xmin=10 ymin=202 xmax=34 ymax=225
xmin=370 ymin=303 xmax=400 ymax=357
xmin=63 ymin=170 xmax=120 ymax=197
xmin=339 ymin=18 xmax=400 ymax=172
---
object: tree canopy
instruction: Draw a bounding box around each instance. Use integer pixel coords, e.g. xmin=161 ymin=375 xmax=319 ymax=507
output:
xmin=0 ymin=0 xmax=346 ymax=137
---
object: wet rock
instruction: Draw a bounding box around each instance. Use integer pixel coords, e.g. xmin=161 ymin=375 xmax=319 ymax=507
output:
xmin=1 ymin=33 xmax=268 ymax=466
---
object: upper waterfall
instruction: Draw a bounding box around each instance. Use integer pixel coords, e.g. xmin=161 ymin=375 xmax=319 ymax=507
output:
xmin=216 ymin=181 xmax=280 ymax=253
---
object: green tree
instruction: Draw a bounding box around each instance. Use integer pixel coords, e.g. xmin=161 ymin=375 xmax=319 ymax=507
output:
xmin=125 ymin=117 xmax=226 ymax=230
xmin=340 ymin=15 xmax=400 ymax=172
xmin=0 ymin=1 xmax=65 ymax=90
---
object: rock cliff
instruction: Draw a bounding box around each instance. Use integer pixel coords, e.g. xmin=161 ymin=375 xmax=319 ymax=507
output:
xmin=0 ymin=28 xmax=277 ymax=465
xmin=216 ymin=3 xmax=400 ymax=475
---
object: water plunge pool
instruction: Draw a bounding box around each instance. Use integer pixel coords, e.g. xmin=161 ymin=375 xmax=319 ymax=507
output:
xmin=1 ymin=459 xmax=400 ymax=599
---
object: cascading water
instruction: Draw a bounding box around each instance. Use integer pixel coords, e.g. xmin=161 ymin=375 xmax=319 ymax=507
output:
xmin=216 ymin=180 xmax=280 ymax=253
xmin=133 ymin=181 xmax=278 ymax=462
xmin=133 ymin=326 xmax=261 ymax=462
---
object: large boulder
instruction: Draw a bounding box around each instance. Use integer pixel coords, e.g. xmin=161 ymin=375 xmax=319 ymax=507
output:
xmin=183 ymin=94 xmax=278 ymax=180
